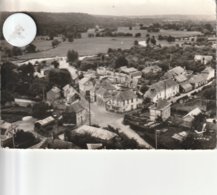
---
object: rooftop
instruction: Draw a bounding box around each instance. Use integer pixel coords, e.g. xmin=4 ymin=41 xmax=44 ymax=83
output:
xmin=149 ymin=99 xmax=171 ymax=110
xmin=74 ymin=125 xmax=118 ymax=141
xmin=112 ymin=89 xmax=137 ymax=102
xmin=66 ymin=102 xmax=85 ymax=113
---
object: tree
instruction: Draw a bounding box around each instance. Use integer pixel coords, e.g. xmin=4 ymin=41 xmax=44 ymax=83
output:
xmin=51 ymin=60 xmax=59 ymax=68
xmin=49 ymin=32 xmax=55 ymax=40
xmin=48 ymin=69 xmax=72 ymax=87
xmin=192 ymin=113 xmax=206 ymax=131
xmin=134 ymin=40 xmax=139 ymax=46
xmin=115 ymin=56 xmax=128 ymax=69
xmin=13 ymin=130 xmax=37 ymax=148
xmin=167 ymin=35 xmax=175 ymax=43
xmin=135 ymin=33 xmax=141 ymax=37
xmin=52 ymin=39 xmax=60 ymax=48
xmin=1 ymin=90 xmax=14 ymax=105
xmin=19 ymin=63 xmax=34 ymax=79
xmin=151 ymin=36 xmax=157 ymax=45
xmin=11 ymin=46 xmax=22 ymax=56
xmin=25 ymin=44 xmax=36 ymax=53
xmin=66 ymin=32 xmax=74 ymax=42
xmin=67 ymin=50 xmax=79 ymax=63
xmin=140 ymin=85 xmax=149 ymax=94
xmin=32 ymin=102 xmax=50 ymax=119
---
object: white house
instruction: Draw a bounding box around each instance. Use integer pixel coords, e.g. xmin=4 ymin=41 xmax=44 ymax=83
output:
xmin=201 ymin=67 xmax=215 ymax=81
xmin=164 ymin=66 xmax=187 ymax=83
xmin=106 ymin=89 xmax=140 ymax=113
xmin=144 ymin=79 xmax=179 ymax=103
xmin=194 ymin=55 xmax=213 ymax=65
xmin=63 ymin=84 xmax=77 ymax=104
xmin=149 ymin=99 xmax=171 ymax=121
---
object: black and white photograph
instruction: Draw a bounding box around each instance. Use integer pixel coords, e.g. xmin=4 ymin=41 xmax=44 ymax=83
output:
xmin=0 ymin=0 xmax=216 ymax=149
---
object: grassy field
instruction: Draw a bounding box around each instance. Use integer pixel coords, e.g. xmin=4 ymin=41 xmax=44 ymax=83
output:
xmin=5 ymin=28 xmax=200 ymax=63
xmin=117 ymin=27 xmax=202 ymax=37
xmin=10 ymin=37 xmax=144 ymax=62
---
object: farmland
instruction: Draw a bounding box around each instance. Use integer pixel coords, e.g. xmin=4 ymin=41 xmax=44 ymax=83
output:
xmin=3 ymin=28 xmax=197 ymax=63
xmin=8 ymin=37 xmax=144 ymax=63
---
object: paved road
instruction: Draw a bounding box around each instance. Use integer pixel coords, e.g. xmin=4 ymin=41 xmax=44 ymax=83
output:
xmin=114 ymin=118 xmax=154 ymax=149
xmin=169 ymin=80 xmax=213 ymax=103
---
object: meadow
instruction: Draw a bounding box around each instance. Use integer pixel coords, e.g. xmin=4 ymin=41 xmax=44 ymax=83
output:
xmin=11 ymin=37 xmax=144 ymax=63
xmin=6 ymin=28 xmax=201 ymax=63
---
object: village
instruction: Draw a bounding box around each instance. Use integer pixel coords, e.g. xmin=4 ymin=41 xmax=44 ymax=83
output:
xmin=0 ymin=21 xmax=216 ymax=149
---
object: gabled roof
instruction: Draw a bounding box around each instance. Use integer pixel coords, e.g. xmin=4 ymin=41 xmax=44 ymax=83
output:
xmin=149 ymin=79 xmax=178 ymax=92
xmin=180 ymin=82 xmax=193 ymax=91
xmin=189 ymin=74 xmax=206 ymax=84
xmin=130 ymin=71 xmax=142 ymax=77
xmin=112 ymin=89 xmax=137 ymax=102
xmin=149 ymin=99 xmax=171 ymax=110
xmin=66 ymin=102 xmax=85 ymax=113
xmin=49 ymin=86 xmax=61 ymax=94
xmin=74 ymin=125 xmax=117 ymax=141
xmin=201 ymin=67 xmax=215 ymax=74
xmin=165 ymin=66 xmax=185 ymax=78
xmin=183 ymin=108 xmax=202 ymax=119
xmin=142 ymin=65 xmax=162 ymax=73
xmin=174 ymin=74 xmax=188 ymax=83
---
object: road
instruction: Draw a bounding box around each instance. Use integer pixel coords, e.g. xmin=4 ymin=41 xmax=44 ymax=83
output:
xmin=169 ymin=80 xmax=213 ymax=103
xmin=114 ymin=118 xmax=154 ymax=149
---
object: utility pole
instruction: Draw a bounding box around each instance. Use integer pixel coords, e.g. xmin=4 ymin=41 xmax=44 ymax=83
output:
xmin=86 ymin=90 xmax=91 ymax=126
xmin=155 ymin=130 xmax=160 ymax=149
xmin=89 ymin=94 xmax=91 ymax=126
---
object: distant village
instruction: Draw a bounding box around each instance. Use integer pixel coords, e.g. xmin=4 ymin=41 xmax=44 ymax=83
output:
xmin=0 ymin=22 xmax=216 ymax=149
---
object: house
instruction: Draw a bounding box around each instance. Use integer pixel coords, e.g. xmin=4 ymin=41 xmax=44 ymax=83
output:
xmin=144 ymin=79 xmax=179 ymax=103
xmin=201 ymin=67 xmax=215 ymax=81
xmin=106 ymin=89 xmax=139 ymax=113
xmin=194 ymin=55 xmax=213 ymax=65
xmin=182 ymin=108 xmax=202 ymax=128
xmin=120 ymin=66 xmax=142 ymax=79
xmin=63 ymin=102 xmax=87 ymax=127
xmin=14 ymin=98 xmax=36 ymax=107
xmin=120 ymin=66 xmax=138 ymax=74
xmin=149 ymin=99 xmax=171 ymax=121
xmin=79 ymin=77 xmax=96 ymax=102
xmin=114 ymin=72 xmax=129 ymax=84
xmin=164 ymin=66 xmax=187 ymax=82
xmin=74 ymin=125 xmax=118 ymax=141
xmin=79 ymin=77 xmax=95 ymax=93
xmin=180 ymin=81 xmax=193 ymax=93
xmin=63 ymin=84 xmax=77 ymax=104
xmin=35 ymin=116 xmax=55 ymax=130
xmin=189 ymin=74 xmax=207 ymax=88
xmin=142 ymin=65 xmax=162 ymax=74
xmin=95 ymin=79 xmax=116 ymax=105
xmin=46 ymin=86 xmax=61 ymax=103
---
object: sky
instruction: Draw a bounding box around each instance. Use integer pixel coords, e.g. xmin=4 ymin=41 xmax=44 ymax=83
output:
xmin=0 ymin=0 xmax=216 ymax=16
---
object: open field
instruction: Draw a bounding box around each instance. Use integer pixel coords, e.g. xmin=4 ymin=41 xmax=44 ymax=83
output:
xmin=117 ymin=27 xmax=202 ymax=37
xmin=8 ymin=37 xmax=144 ymax=63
